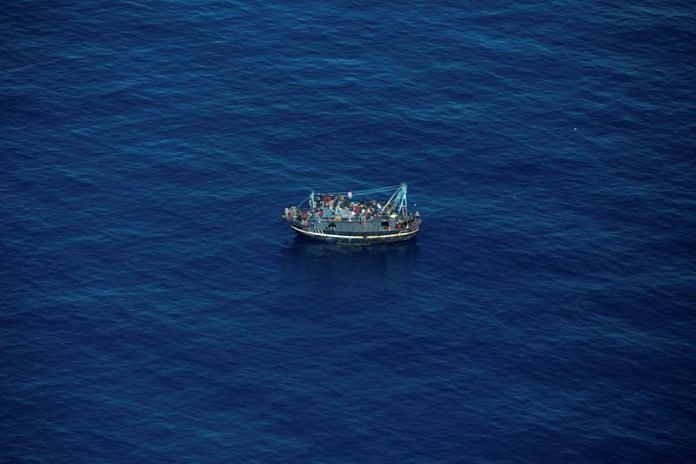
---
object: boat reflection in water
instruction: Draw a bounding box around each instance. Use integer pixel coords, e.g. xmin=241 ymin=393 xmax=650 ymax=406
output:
xmin=281 ymin=234 xmax=421 ymax=291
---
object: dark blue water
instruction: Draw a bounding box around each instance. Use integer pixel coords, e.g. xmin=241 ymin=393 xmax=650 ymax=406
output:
xmin=3 ymin=1 xmax=695 ymax=462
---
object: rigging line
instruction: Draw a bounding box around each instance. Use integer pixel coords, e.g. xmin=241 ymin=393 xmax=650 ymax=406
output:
xmin=345 ymin=185 xmax=401 ymax=195
xmin=354 ymin=185 xmax=399 ymax=193
xmin=354 ymin=184 xmax=401 ymax=190
xmin=312 ymin=185 xmax=400 ymax=195
xmin=297 ymin=193 xmax=312 ymax=206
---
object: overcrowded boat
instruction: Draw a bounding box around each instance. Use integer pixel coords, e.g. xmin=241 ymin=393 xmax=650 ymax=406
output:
xmin=282 ymin=183 xmax=421 ymax=244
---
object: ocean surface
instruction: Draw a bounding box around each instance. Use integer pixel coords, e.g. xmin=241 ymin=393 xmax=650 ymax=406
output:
xmin=2 ymin=1 xmax=695 ymax=462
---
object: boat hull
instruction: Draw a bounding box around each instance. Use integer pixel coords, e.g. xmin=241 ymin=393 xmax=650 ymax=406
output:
xmin=289 ymin=224 xmax=419 ymax=245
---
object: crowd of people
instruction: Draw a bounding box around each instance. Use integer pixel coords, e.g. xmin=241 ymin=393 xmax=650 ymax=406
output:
xmin=285 ymin=193 xmax=399 ymax=224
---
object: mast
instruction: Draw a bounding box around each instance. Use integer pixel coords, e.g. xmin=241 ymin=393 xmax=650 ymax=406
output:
xmin=383 ymin=183 xmax=408 ymax=216
xmin=394 ymin=183 xmax=408 ymax=216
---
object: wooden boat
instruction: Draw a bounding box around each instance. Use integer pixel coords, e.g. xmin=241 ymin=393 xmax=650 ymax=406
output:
xmin=282 ymin=183 xmax=421 ymax=245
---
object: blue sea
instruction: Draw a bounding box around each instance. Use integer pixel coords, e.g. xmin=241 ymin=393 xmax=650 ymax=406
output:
xmin=2 ymin=1 xmax=695 ymax=462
